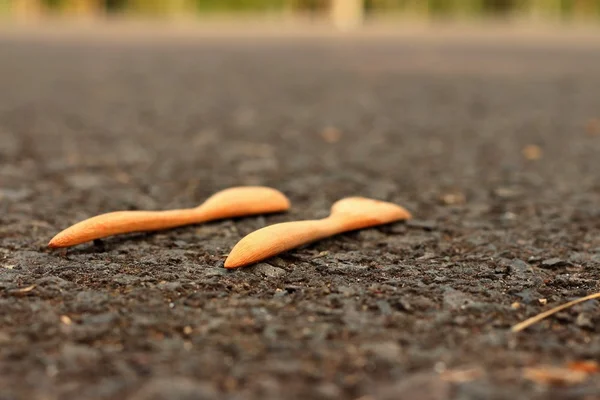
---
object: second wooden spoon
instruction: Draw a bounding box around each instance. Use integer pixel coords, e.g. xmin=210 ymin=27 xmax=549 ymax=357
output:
xmin=224 ymin=197 xmax=411 ymax=268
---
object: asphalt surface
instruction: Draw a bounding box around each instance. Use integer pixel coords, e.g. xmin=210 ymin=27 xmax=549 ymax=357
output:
xmin=1 ymin=29 xmax=600 ymax=400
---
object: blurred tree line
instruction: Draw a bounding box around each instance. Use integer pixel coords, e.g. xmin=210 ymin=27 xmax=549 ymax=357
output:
xmin=3 ymin=0 xmax=600 ymax=20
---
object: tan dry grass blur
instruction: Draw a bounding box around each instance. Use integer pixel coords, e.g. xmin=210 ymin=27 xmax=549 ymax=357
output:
xmin=2 ymin=16 xmax=600 ymax=46
xmin=2 ymin=0 xmax=600 ymax=51
xmin=3 ymin=1 xmax=600 ymax=25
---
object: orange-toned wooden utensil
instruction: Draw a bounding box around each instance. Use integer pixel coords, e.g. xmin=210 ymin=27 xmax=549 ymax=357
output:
xmin=224 ymin=197 xmax=411 ymax=268
xmin=48 ymin=186 xmax=290 ymax=248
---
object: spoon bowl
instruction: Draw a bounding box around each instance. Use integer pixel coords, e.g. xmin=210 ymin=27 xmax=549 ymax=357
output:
xmin=225 ymin=197 xmax=411 ymax=269
xmin=198 ymin=186 xmax=290 ymax=218
xmin=330 ymin=197 xmax=412 ymax=228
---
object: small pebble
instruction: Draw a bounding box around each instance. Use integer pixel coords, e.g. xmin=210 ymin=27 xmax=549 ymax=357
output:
xmin=361 ymin=341 xmax=401 ymax=363
xmin=440 ymin=192 xmax=466 ymax=205
xmin=493 ymin=187 xmax=521 ymax=199
xmin=576 ymin=313 xmax=594 ymax=330
xmin=417 ymin=252 xmax=436 ymax=261
xmin=555 ymin=312 xmax=572 ymax=322
xmin=406 ymin=219 xmax=437 ymax=231
xmin=509 ymin=259 xmax=533 ymax=277
xmin=541 ymin=258 xmax=570 ymax=269
xmin=249 ymin=263 xmax=286 ymax=278
xmin=501 ymin=211 xmax=517 ymax=221
xmin=377 ymin=300 xmax=393 ymax=315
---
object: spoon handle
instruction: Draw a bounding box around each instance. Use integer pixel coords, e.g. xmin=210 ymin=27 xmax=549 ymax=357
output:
xmin=48 ymin=209 xmax=202 ymax=248
xmin=224 ymin=218 xmax=345 ymax=268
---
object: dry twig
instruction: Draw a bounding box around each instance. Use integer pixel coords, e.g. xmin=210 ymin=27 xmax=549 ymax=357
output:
xmin=512 ymin=292 xmax=600 ymax=333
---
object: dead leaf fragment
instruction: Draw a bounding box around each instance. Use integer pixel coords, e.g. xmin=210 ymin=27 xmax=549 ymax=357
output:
xmin=568 ymin=361 xmax=599 ymax=374
xmin=585 ymin=118 xmax=600 ymax=136
xmin=114 ymin=171 xmax=131 ymax=183
xmin=524 ymin=366 xmax=588 ymax=386
xmin=440 ymin=192 xmax=466 ymax=205
xmin=538 ymin=298 xmax=547 ymax=305
xmin=441 ymin=367 xmax=483 ymax=383
xmin=522 ymin=144 xmax=542 ymax=160
xmin=512 ymin=292 xmax=600 ymax=332
xmin=320 ymin=127 xmax=342 ymax=143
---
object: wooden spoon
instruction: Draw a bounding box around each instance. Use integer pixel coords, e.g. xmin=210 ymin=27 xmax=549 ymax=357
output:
xmin=48 ymin=186 xmax=290 ymax=248
xmin=224 ymin=197 xmax=411 ymax=268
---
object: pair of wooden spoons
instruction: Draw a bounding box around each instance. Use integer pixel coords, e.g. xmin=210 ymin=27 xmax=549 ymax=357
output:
xmin=48 ymin=186 xmax=412 ymax=268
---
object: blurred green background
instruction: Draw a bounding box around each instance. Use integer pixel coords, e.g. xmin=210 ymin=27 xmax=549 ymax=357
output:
xmin=2 ymin=0 xmax=600 ymax=22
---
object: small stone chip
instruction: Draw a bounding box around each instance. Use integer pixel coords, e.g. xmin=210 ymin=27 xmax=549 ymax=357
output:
xmin=576 ymin=313 xmax=594 ymax=330
xmin=406 ymin=219 xmax=437 ymax=231
xmin=440 ymin=192 xmax=466 ymax=205
xmin=250 ymin=263 xmax=286 ymax=278
xmin=541 ymin=258 xmax=570 ymax=268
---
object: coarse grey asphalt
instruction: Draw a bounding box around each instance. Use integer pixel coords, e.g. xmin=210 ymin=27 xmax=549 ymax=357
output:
xmin=1 ymin=28 xmax=600 ymax=400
